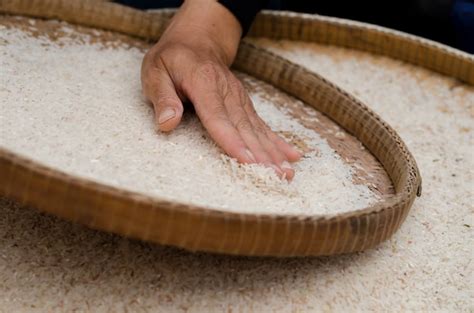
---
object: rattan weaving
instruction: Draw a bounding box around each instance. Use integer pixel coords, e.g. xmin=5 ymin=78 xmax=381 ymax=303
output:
xmin=1 ymin=0 xmax=471 ymax=256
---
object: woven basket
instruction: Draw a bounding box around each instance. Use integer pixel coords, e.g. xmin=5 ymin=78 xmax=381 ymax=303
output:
xmin=1 ymin=0 xmax=471 ymax=257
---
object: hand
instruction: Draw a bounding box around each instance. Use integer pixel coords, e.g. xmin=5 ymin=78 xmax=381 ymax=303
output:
xmin=141 ymin=0 xmax=301 ymax=179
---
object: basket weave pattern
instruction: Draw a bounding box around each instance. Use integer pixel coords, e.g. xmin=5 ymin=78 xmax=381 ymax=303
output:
xmin=1 ymin=0 xmax=471 ymax=256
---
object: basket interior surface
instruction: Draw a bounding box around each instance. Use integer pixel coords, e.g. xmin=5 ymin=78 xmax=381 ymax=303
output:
xmin=0 ymin=15 xmax=394 ymax=215
xmin=0 ymin=0 xmax=433 ymax=256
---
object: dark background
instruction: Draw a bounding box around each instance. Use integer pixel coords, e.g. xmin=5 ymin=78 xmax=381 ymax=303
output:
xmin=285 ymin=0 xmax=456 ymax=49
xmin=115 ymin=0 xmax=474 ymax=53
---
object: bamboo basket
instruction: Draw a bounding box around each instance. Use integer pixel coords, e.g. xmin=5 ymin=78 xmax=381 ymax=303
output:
xmin=1 ymin=0 xmax=471 ymax=257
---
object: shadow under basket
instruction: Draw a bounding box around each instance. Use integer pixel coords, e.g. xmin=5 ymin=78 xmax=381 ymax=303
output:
xmin=1 ymin=0 xmax=471 ymax=257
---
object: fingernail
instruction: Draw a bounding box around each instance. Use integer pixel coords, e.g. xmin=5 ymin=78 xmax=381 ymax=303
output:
xmin=158 ymin=108 xmax=176 ymax=124
xmin=281 ymin=161 xmax=294 ymax=181
xmin=281 ymin=161 xmax=293 ymax=170
xmin=245 ymin=149 xmax=257 ymax=163
xmin=267 ymin=164 xmax=283 ymax=176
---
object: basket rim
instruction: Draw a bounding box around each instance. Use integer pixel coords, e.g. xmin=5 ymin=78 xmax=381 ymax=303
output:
xmin=0 ymin=147 xmax=403 ymax=221
xmin=0 ymin=6 xmax=413 ymax=221
xmin=0 ymin=0 xmax=449 ymax=256
xmin=148 ymin=8 xmax=474 ymax=84
xmin=257 ymin=10 xmax=474 ymax=61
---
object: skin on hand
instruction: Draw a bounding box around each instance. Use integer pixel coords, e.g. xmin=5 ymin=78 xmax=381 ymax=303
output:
xmin=141 ymin=0 xmax=302 ymax=179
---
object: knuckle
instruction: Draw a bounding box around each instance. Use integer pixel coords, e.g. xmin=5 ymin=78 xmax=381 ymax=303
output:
xmin=253 ymin=123 xmax=268 ymax=136
xmin=141 ymin=61 xmax=163 ymax=86
xmin=234 ymin=117 xmax=253 ymax=133
xmin=143 ymin=48 xmax=164 ymax=70
xmin=228 ymin=78 xmax=248 ymax=103
xmin=155 ymin=94 xmax=180 ymax=107
xmin=228 ymin=76 xmax=244 ymax=92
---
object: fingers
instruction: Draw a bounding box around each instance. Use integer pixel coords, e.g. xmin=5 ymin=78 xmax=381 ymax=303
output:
xmin=236 ymin=90 xmax=302 ymax=163
xmin=142 ymin=55 xmax=184 ymax=132
xmin=256 ymin=115 xmax=303 ymax=162
xmin=223 ymin=81 xmax=288 ymax=178
xmin=183 ymin=62 xmax=257 ymax=164
xmin=183 ymin=61 xmax=302 ymax=180
xmin=237 ymin=88 xmax=301 ymax=180
xmin=152 ymin=82 xmax=183 ymax=132
xmin=190 ymin=90 xmax=257 ymax=164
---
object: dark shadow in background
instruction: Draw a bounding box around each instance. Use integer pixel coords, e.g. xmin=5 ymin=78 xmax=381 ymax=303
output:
xmin=114 ymin=0 xmax=474 ymax=53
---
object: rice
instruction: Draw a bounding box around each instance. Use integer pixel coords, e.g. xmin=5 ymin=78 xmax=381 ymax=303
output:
xmin=0 ymin=17 xmax=379 ymax=215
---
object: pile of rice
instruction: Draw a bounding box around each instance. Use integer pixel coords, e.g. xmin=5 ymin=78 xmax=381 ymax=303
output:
xmin=0 ymin=17 xmax=379 ymax=215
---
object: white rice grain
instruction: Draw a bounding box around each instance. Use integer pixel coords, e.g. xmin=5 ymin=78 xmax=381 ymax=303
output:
xmin=0 ymin=21 xmax=379 ymax=215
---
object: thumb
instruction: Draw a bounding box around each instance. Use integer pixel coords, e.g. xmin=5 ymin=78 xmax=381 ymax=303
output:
xmin=144 ymin=68 xmax=184 ymax=132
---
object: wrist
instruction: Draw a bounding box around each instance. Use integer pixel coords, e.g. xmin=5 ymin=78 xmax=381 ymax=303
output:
xmin=163 ymin=0 xmax=242 ymax=65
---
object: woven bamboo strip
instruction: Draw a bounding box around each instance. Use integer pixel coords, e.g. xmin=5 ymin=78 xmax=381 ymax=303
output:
xmin=248 ymin=11 xmax=474 ymax=84
xmin=0 ymin=0 xmax=441 ymax=256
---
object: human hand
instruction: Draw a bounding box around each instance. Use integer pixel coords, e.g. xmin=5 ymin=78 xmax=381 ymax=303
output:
xmin=141 ymin=0 xmax=301 ymax=179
